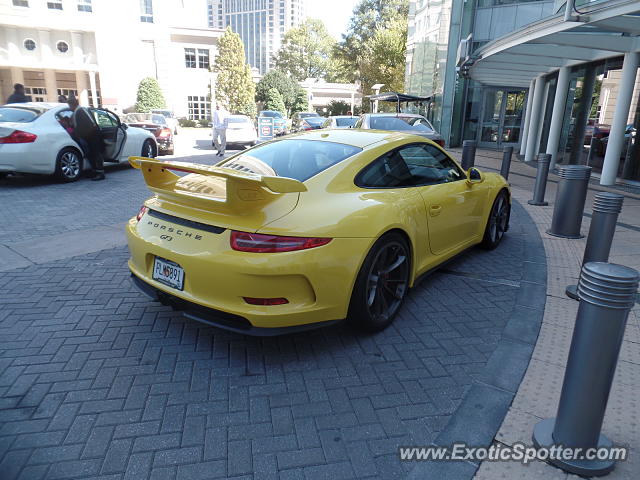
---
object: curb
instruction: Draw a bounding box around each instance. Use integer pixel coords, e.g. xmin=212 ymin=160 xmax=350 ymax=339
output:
xmin=407 ymin=199 xmax=547 ymax=479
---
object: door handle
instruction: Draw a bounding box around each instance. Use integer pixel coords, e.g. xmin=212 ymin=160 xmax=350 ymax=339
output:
xmin=429 ymin=205 xmax=442 ymax=217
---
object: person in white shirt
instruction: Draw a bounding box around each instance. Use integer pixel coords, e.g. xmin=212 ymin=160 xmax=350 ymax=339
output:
xmin=212 ymin=102 xmax=229 ymax=157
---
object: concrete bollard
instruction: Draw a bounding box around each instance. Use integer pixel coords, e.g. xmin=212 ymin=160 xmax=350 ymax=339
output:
xmin=533 ymin=262 xmax=639 ymax=476
xmin=500 ymin=146 xmax=514 ymax=180
xmin=566 ymin=192 xmax=624 ymax=300
xmin=547 ymin=165 xmax=592 ymax=238
xmin=528 ymin=153 xmax=551 ymax=206
xmin=461 ymin=140 xmax=477 ymax=170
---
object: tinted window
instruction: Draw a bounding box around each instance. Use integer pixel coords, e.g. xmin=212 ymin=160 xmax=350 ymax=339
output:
xmin=357 ymin=143 xmax=463 ymax=188
xmin=259 ymin=111 xmax=282 ymax=118
xmin=0 ymin=107 xmax=41 ymax=123
xmin=369 ymin=116 xmax=434 ymax=132
xmin=336 ymin=117 xmax=357 ymax=127
xmin=220 ymin=139 xmax=361 ymax=182
xmin=305 ymin=117 xmax=325 ymax=126
xmin=299 ymin=112 xmax=319 ymax=118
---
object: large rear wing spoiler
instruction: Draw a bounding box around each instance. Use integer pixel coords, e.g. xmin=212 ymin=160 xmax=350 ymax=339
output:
xmin=129 ymin=156 xmax=306 ymax=211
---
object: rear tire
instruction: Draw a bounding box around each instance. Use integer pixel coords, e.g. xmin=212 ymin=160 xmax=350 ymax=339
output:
xmin=480 ymin=190 xmax=510 ymax=250
xmin=55 ymin=147 xmax=82 ymax=182
xmin=141 ymin=139 xmax=156 ymax=158
xmin=348 ymin=232 xmax=410 ymax=332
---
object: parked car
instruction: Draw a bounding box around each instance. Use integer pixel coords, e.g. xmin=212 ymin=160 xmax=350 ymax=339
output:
xmin=354 ymin=113 xmax=445 ymax=146
xmin=0 ymin=102 xmax=157 ymax=182
xmin=123 ymin=113 xmax=174 ymax=155
xmin=600 ymin=124 xmax=636 ymax=157
xmin=291 ymin=111 xmax=320 ymax=132
xmin=322 ymin=115 xmax=359 ymax=129
xmin=151 ymin=109 xmax=179 ymax=135
xmin=295 ymin=116 xmax=326 ymax=132
xmin=218 ymin=114 xmax=257 ymax=149
xmin=258 ymin=110 xmax=287 ymax=135
xmin=127 ymin=129 xmax=509 ymax=335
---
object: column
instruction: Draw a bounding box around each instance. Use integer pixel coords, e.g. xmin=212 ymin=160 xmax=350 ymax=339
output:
xmin=520 ymin=78 xmax=536 ymax=156
xmin=547 ymin=67 xmax=571 ymax=168
xmin=569 ymin=65 xmax=596 ymax=165
xmin=89 ymin=70 xmax=98 ymax=107
xmin=43 ymin=69 xmax=58 ymax=102
xmin=75 ymin=71 xmax=90 ymax=106
xmin=525 ymin=75 xmax=547 ymax=163
xmin=601 ymin=52 xmax=640 ymax=185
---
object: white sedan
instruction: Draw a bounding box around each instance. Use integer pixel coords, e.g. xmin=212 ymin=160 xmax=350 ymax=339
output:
xmin=0 ymin=103 xmax=157 ymax=182
xmin=214 ymin=114 xmax=257 ymax=149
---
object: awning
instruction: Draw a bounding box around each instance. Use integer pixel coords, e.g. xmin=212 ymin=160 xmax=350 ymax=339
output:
xmin=469 ymin=0 xmax=640 ymax=87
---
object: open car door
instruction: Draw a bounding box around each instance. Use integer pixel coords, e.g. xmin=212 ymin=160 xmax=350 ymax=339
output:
xmin=92 ymin=108 xmax=127 ymax=162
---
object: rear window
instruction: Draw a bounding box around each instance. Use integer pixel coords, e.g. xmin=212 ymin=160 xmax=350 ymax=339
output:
xmin=336 ymin=117 xmax=357 ymax=127
xmin=259 ymin=111 xmax=282 ymax=118
xmin=219 ymin=139 xmax=361 ymax=182
xmin=370 ymin=116 xmax=433 ymax=132
xmin=0 ymin=107 xmax=41 ymax=123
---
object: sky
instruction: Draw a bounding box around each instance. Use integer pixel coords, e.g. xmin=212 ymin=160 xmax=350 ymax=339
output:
xmin=306 ymin=0 xmax=360 ymax=40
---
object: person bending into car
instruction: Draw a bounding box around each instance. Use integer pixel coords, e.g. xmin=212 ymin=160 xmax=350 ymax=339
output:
xmin=67 ymin=95 xmax=106 ymax=181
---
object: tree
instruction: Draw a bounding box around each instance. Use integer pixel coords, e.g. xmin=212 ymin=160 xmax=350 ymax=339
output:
xmin=291 ymin=88 xmax=310 ymax=114
xmin=264 ymin=88 xmax=287 ymax=116
xmin=213 ymin=27 xmax=257 ymax=118
xmin=256 ymin=70 xmax=298 ymax=113
xmin=334 ymin=0 xmax=409 ymax=110
xmin=134 ymin=77 xmax=166 ymax=112
xmin=273 ymin=19 xmax=338 ymax=82
xmin=327 ymin=100 xmax=350 ymax=116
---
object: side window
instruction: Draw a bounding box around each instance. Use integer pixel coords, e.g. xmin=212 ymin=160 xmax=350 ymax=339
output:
xmin=356 ymin=143 xmax=464 ymax=188
xmin=92 ymin=109 xmax=118 ymax=127
xmin=397 ymin=144 xmax=464 ymax=186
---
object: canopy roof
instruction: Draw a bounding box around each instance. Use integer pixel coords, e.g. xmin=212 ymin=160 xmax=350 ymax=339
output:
xmin=470 ymin=1 xmax=640 ymax=87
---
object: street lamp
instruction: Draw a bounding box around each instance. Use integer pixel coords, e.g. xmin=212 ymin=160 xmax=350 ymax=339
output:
xmin=372 ymin=83 xmax=385 ymax=113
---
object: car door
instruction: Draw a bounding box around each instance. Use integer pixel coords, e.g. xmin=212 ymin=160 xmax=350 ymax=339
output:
xmin=394 ymin=143 xmax=487 ymax=256
xmin=91 ymin=108 xmax=127 ymax=161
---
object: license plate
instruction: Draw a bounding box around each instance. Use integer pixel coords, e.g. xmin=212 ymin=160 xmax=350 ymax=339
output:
xmin=152 ymin=257 xmax=185 ymax=290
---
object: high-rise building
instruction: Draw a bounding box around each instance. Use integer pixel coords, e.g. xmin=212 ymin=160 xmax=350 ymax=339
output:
xmin=207 ymin=0 xmax=306 ymax=74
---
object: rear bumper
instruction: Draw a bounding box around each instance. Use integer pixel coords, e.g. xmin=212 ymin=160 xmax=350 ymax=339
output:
xmin=0 ymin=145 xmax=56 ymax=174
xmin=130 ymin=273 xmax=340 ymax=336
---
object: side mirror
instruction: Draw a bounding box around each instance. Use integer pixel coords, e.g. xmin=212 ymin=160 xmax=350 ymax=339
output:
xmin=466 ymin=167 xmax=484 ymax=185
xmin=122 ymin=123 xmax=128 ymax=130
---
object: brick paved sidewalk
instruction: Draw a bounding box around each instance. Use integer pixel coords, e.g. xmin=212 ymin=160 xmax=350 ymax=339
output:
xmin=460 ymin=150 xmax=640 ymax=479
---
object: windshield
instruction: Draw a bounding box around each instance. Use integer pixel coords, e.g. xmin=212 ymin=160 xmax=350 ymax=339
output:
xmin=336 ymin=117 xmax=358 ymax=127
xmin=228 ymin=116 xmax=251 ymax=124
xmin=370 ymin=116 xmax=434 ymax=132
xmin=123 ymin=113 xmax=166 ymax=125
xmin=0 ymin=107 xmax=42 ymax=123
xmin=259 ymin=111 xmax=282 ymax=118
xmin=304 ymin=117 xmax=325 ymax=126
xmin=299 ymin=112 xmax=319 ymax=118
xmin=219 ymin=139 xmax=361 ymax=182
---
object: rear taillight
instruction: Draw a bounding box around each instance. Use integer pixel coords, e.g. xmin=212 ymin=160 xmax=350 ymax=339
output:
xmin=230 ymin=231 xmax=331 ymax=253
xmin=136 ymin=205 xmax=148 ymax=221
xmin=434 ymin=139 xmax=445 ymax=147
xmin=0 ymin=130 xmax=37 ymax=144
xmin=158 ymin=128 xmax=171 ymax=138
xmin=243 ymin=297 xmax=289 ymax=306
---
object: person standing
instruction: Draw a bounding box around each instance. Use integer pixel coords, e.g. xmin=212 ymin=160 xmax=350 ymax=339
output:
xmin=67 ymin=96 xmax=106 ymax=181
xmin=212 ymin=102 xmax=229 ymax=157
xmin=5 ymin=83 xmax=32 ymax=104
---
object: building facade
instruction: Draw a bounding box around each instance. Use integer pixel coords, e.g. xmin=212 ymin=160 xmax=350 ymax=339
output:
xmin=207 ymin=0 xmax=306 ymax=74
xmin=0 ymin=0 xmax=223 ymax=119
xmin=404 ymin=0 xmax=640 ymax=186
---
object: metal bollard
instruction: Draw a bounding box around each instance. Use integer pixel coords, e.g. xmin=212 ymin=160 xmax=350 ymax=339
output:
xmin=533 ymin=262 xmax=639 ymax=476
xmin=566 ymin=192 xmax=624 ymax=300
xmin=460 ymin=140 xmax=477 ymax=170
xmin=500 ymin=146 xmax=514 ymax=180
xmin=528 ymin=153 xmax=551 ymax=206
xmin=547 ymin=165 xmax=592 ymax=238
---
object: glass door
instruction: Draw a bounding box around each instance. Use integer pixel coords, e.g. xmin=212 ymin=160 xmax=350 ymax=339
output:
xmin=478 ymin=88 xmax=526 ymax=148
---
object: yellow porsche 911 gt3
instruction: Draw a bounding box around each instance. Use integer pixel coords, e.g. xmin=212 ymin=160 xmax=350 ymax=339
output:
xmin=126 ymin=130 xmax=510 ymax=335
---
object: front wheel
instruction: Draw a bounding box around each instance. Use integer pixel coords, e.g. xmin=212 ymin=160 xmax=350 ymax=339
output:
xmin=480 ymin=190 xmax=510 ymax=250
xmin=55 ymin=148 xmax=82 ymax=182
xmin=142 ymin=139 xmax=156 ymax=158
xmin=348 ymin=233 xmax=411 ymax=332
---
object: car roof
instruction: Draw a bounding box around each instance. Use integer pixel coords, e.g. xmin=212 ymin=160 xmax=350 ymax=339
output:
xmin=2 ymin=102 xmax=63 ymax=111
xmin=285 ymin=129 xmax=424 ymax=148
xmin=329 ymin=115 xmax=357 ymax=119
xmin=366 ymin=113 xmax=425 ymax=118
